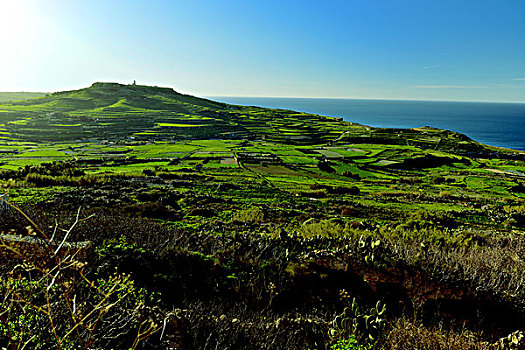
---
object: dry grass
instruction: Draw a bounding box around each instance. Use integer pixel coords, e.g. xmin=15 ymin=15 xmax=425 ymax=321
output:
xmin=387 ymin=234 xmax=525 ymax=307
xmin=0 ymin=200 xmax=162 ymax=349
xmin=381 ymin=318 xmax=488 ymax=350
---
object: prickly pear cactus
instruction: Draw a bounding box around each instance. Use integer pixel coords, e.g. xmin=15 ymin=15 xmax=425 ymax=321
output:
xmin=330 ymin=298 xmax=387 ymax=346
xmin=358 ymin=236 xmax=388 ymax=268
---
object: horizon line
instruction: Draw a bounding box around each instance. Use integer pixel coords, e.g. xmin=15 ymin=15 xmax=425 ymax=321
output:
xmin=1 ymin=86 xmax=524 ymax=105
xmin=207 ymin=95 xmax=525 ymax=105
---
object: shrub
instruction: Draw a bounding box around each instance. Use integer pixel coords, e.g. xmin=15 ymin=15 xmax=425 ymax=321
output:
xmin=0 ymin=203 xmax=161 ymax=349
xmin=297 ymin=218 xmax=345 ymax=238
xmin=24 ymin=173 xmax=107 ymax=187
xmin=232 ymin=206 xmax=265 ymax=223
xmin=331 ymin=335 xmax=372 ymax=350
xmin=318 ymin=160 xmax=335 ymax=173
xmin=380 ymin=318 xmax=487 ymax=350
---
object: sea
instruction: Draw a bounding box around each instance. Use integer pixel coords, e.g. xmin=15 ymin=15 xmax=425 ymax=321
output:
xmin=211 ymin=97 xmax=525 ymax=151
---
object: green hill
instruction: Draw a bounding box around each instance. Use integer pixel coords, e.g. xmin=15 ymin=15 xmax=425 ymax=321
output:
xmin=0 ymin=82 xmax=512 ymax=159
xmin=0 ymin=91 xmax=47 ymax=103
xmin=0 ymin=82 xmax=351 ymax=143
xmin=0 ymin=82 xmax=238 ymax=141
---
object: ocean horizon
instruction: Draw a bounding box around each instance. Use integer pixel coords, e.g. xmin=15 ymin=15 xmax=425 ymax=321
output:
xmin=211 ymin=97 xmax=525 ymax=152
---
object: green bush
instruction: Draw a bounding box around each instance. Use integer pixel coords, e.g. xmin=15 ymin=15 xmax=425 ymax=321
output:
xmin=331 ymin=335 xmax=372 ymax=350
xmin=232 ymin=206 xmax=265 ymax=223
xmin=297 ymin=218 xmax=345 ymax=238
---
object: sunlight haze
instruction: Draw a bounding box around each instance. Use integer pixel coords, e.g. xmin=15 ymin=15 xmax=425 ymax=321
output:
xmin=1 ymin=0 xmax=524 ymax=102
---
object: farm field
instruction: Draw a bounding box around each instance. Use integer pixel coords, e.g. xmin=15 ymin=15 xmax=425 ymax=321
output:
xmin=1 ymin=83 xmax=525 ymax=349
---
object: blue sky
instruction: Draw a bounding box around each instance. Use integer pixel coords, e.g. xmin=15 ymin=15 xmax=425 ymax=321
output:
xmin=1 ymin=0 xmax=524 ymax=102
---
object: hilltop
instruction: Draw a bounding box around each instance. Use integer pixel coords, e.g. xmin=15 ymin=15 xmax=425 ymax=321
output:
xmin=0 ymin=82 xmax=347 ymax=143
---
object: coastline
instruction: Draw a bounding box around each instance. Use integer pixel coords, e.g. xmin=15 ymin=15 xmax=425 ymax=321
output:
xmin=211 ymin=96 xmax=525 ymax=152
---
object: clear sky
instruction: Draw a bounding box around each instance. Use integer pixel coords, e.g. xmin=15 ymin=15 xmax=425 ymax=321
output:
xmin=1 ymin=0 xmax=524 ymax=102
